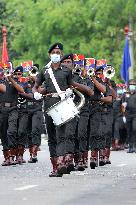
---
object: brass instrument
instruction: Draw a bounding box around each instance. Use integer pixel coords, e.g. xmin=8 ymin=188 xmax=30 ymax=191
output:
xmin=87 ymin=68 xmax=95 ymax=77
xmin=103 ymin=65 xmax=115 ymax=79
xmin=29 ymin=66 xmax=39 ymax=77
xmin=5 ymin=70 xmax=12 ymax=77
xmin=73 ymin=64 xmax=82 ymax=75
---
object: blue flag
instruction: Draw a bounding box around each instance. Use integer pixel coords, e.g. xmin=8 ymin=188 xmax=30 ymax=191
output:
xmin=121 ymin=37 xmax=131 ymax=84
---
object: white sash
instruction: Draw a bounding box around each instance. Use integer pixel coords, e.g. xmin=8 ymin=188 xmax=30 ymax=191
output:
xmin=47 ymin=67 xmax=65 ymax=100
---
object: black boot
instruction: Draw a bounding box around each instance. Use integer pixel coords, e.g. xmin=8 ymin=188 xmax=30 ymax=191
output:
xmin=49 ymin=157 xmax=62 ymax=177
xmin=99 ymin=149 xmax=106 ymax=166
xmin=16 ymin=145 xmax=26 ymax=164
xmin=90 ymin=150 xmax=98 ymax=169
xmin=9 ymin=148 xmax=18 ymax=165
xmin=65 ymin=153 xmax=75 ymax=173
xmin=83 ymin=151 xmax=88 ymax=168
xmin=57 ymin=156 xmax=67 ymax=175
xmin=77 ymin=153 xmax=85 ymax=171
xmin=1 ymin=150 xmax=10 ymax=166
xmin=28 ymin=145 xmax=38 ymax=163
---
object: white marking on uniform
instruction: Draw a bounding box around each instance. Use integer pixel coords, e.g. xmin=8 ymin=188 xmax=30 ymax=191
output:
xmin=14 ymin=185 xmax=38 ymax=191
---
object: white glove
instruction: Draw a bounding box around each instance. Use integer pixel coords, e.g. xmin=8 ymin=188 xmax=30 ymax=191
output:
xmin=65 ymin=88 xmax=73 ymax=98
xmin=59 ymin=92 xmax=66 ymax=100
xmin=34 ymin=92 xmax=42 ymax=100
xmin=122 ymin=102 xmax=127 ymax=108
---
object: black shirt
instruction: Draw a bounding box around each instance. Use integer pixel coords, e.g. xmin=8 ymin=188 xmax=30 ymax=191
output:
xmin=37 ymin=65 xmax=73 ymax=93
xmin=126 ymin=92 xmax=136 ymax=115
xmin=0 ymin=79 xmax=18 ymax=103
xmin=36 ymin=65 xmax=73 ymax=110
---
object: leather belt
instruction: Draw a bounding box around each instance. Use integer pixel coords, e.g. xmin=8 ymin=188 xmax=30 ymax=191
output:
xmin=0 ymin=102 xmax=17 ymax=107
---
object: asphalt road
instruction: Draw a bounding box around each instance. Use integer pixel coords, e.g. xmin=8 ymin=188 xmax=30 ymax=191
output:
xmin=0 ymin=140 xmax=136 ymax=205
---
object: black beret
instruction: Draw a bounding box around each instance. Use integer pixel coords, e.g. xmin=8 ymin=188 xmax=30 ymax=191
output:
xmin=48 ymin=42 xmax=63 ymax=53
xmin=61 ymin=53 xmax=73 ymax=62
xmin=14 ymin=66 xmax=23 ymax=73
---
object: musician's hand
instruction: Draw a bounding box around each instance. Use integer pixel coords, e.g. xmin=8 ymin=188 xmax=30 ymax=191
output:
xmin=65 ymin=88 xmax=73 ymax=97
xmin=34 ymin=92 xmax=42 ymax=100
xmin=6 ymin=73 xmax=12 ymax=81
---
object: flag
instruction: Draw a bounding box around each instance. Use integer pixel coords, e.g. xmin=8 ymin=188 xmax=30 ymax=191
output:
xmin=73 ymin=54 xmax=84 ymax=67
xmin=96 ymin=59 xmax=107 ymax=69
xmin=121 ymin=37 xmax=131 ymax=84
xmin=21 ymin=60 xmax=33 ymax=72
xmin=1 ymin=26 xmax=9 ymax=64
xmin=85 ymin=58 xmax=95 ymax=69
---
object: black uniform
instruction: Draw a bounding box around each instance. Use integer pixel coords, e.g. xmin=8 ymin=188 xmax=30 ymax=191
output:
xmin=37 ymin=65 xmax=76 ymax=157
xmin=126 ymin=92 xmax=136 ymax=151
xmin=74 ymin=76 xmax=94 ymax=154
xmin=0 ymin=79 xmax=18 ymax=151
xmin=113 ymin=98 xmax=127 ymax=142
xmin=102 ymin=80 xmax=116 ymax=149
xmin=17 ymin=81 xmax=42 ymax=146
xmin=89 ymin=79 xmax=112 ymax=151
xmin=17 ymin=83 xmax=29 ymax=148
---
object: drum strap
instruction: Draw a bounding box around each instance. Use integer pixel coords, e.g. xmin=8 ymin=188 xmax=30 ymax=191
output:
xmin=47 ymin=67 xmax=65 ymax=100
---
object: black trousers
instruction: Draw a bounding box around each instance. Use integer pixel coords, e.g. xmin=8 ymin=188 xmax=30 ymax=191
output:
xmin=27 ymin=109 xmax=42 ymax=147
xmin=75 ymin=108 xmax=89 ymax=153
xmin=46 ymin=112 xmax=77 ymax=157
xmin=56 ymin=118 xmax=77 ymax=156
xmin=89 ymin=110 xmax=106 ymax=151
xmin=0 ymin=107 xmax=18 ymax=150
xmin=101 ymin=110 xmax=113 ymax=148
xmin=126 ymin=116 xmax=136 ymax=148
xmin=45 ymin=113 xmax=57 ymax=157
xmin=17 ymin=108 xmax=28 ymax=147
xmin=113 ymin=116 xmax=127 ymax=140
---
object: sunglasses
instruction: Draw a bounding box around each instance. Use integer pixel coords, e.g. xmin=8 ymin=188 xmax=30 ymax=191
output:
xmin=15 ymin=72 xmax=22 ymax=76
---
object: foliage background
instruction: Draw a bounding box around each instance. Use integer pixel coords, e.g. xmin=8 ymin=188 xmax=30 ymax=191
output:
xmin=0 ymin=0 xmax=136 ymax=83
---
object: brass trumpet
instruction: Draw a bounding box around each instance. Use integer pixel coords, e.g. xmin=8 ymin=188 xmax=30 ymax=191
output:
xmin=29 ymin=66 xmax=39 ymax=77
xmin=87 ymin=68 xmax=95 ymax=77
xmin=5 ymin=70 xmax=12 ymax=77
xmin=103 ymin=65 xmax=115 ymax=79
xmin=73 ymin=65 xmax=82 ymax=76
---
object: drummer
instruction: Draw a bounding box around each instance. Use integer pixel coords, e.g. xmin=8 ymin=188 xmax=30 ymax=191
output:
xmin=33 ymin=43 xmax=94 ymax=177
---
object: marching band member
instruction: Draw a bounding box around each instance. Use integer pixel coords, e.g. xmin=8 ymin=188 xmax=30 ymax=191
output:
xmin=16 ymin=64 xmax=42 ymax=163
xmin=0 ymin=66 xmax=24 ymax=166
xmin=89 ymin=65 xmax=112 ymax=169
xmin=33 ymin=43 xmax=94 ymax=177
xmin=14 ymin=66 xmax=28 ymax=164
xmin=102 ymin=66 xmax=117 ymax=164
xmin=125 ymin=81 xmax=136 ymax=153
xmin=61 ymin=54 xmax=94 ymax=171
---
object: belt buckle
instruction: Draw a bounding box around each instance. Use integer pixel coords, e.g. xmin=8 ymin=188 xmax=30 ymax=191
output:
xmin=104 ymin=108 xmax=107 ymax=112
xmin=5 ymin=103 xmax=11 ymax=107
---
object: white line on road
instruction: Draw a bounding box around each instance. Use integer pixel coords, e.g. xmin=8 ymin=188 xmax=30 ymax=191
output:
xmin=14 ymin=185 xmax=38 ymax=191
xmin=116 ymin=164 xmax=127 ymax=167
